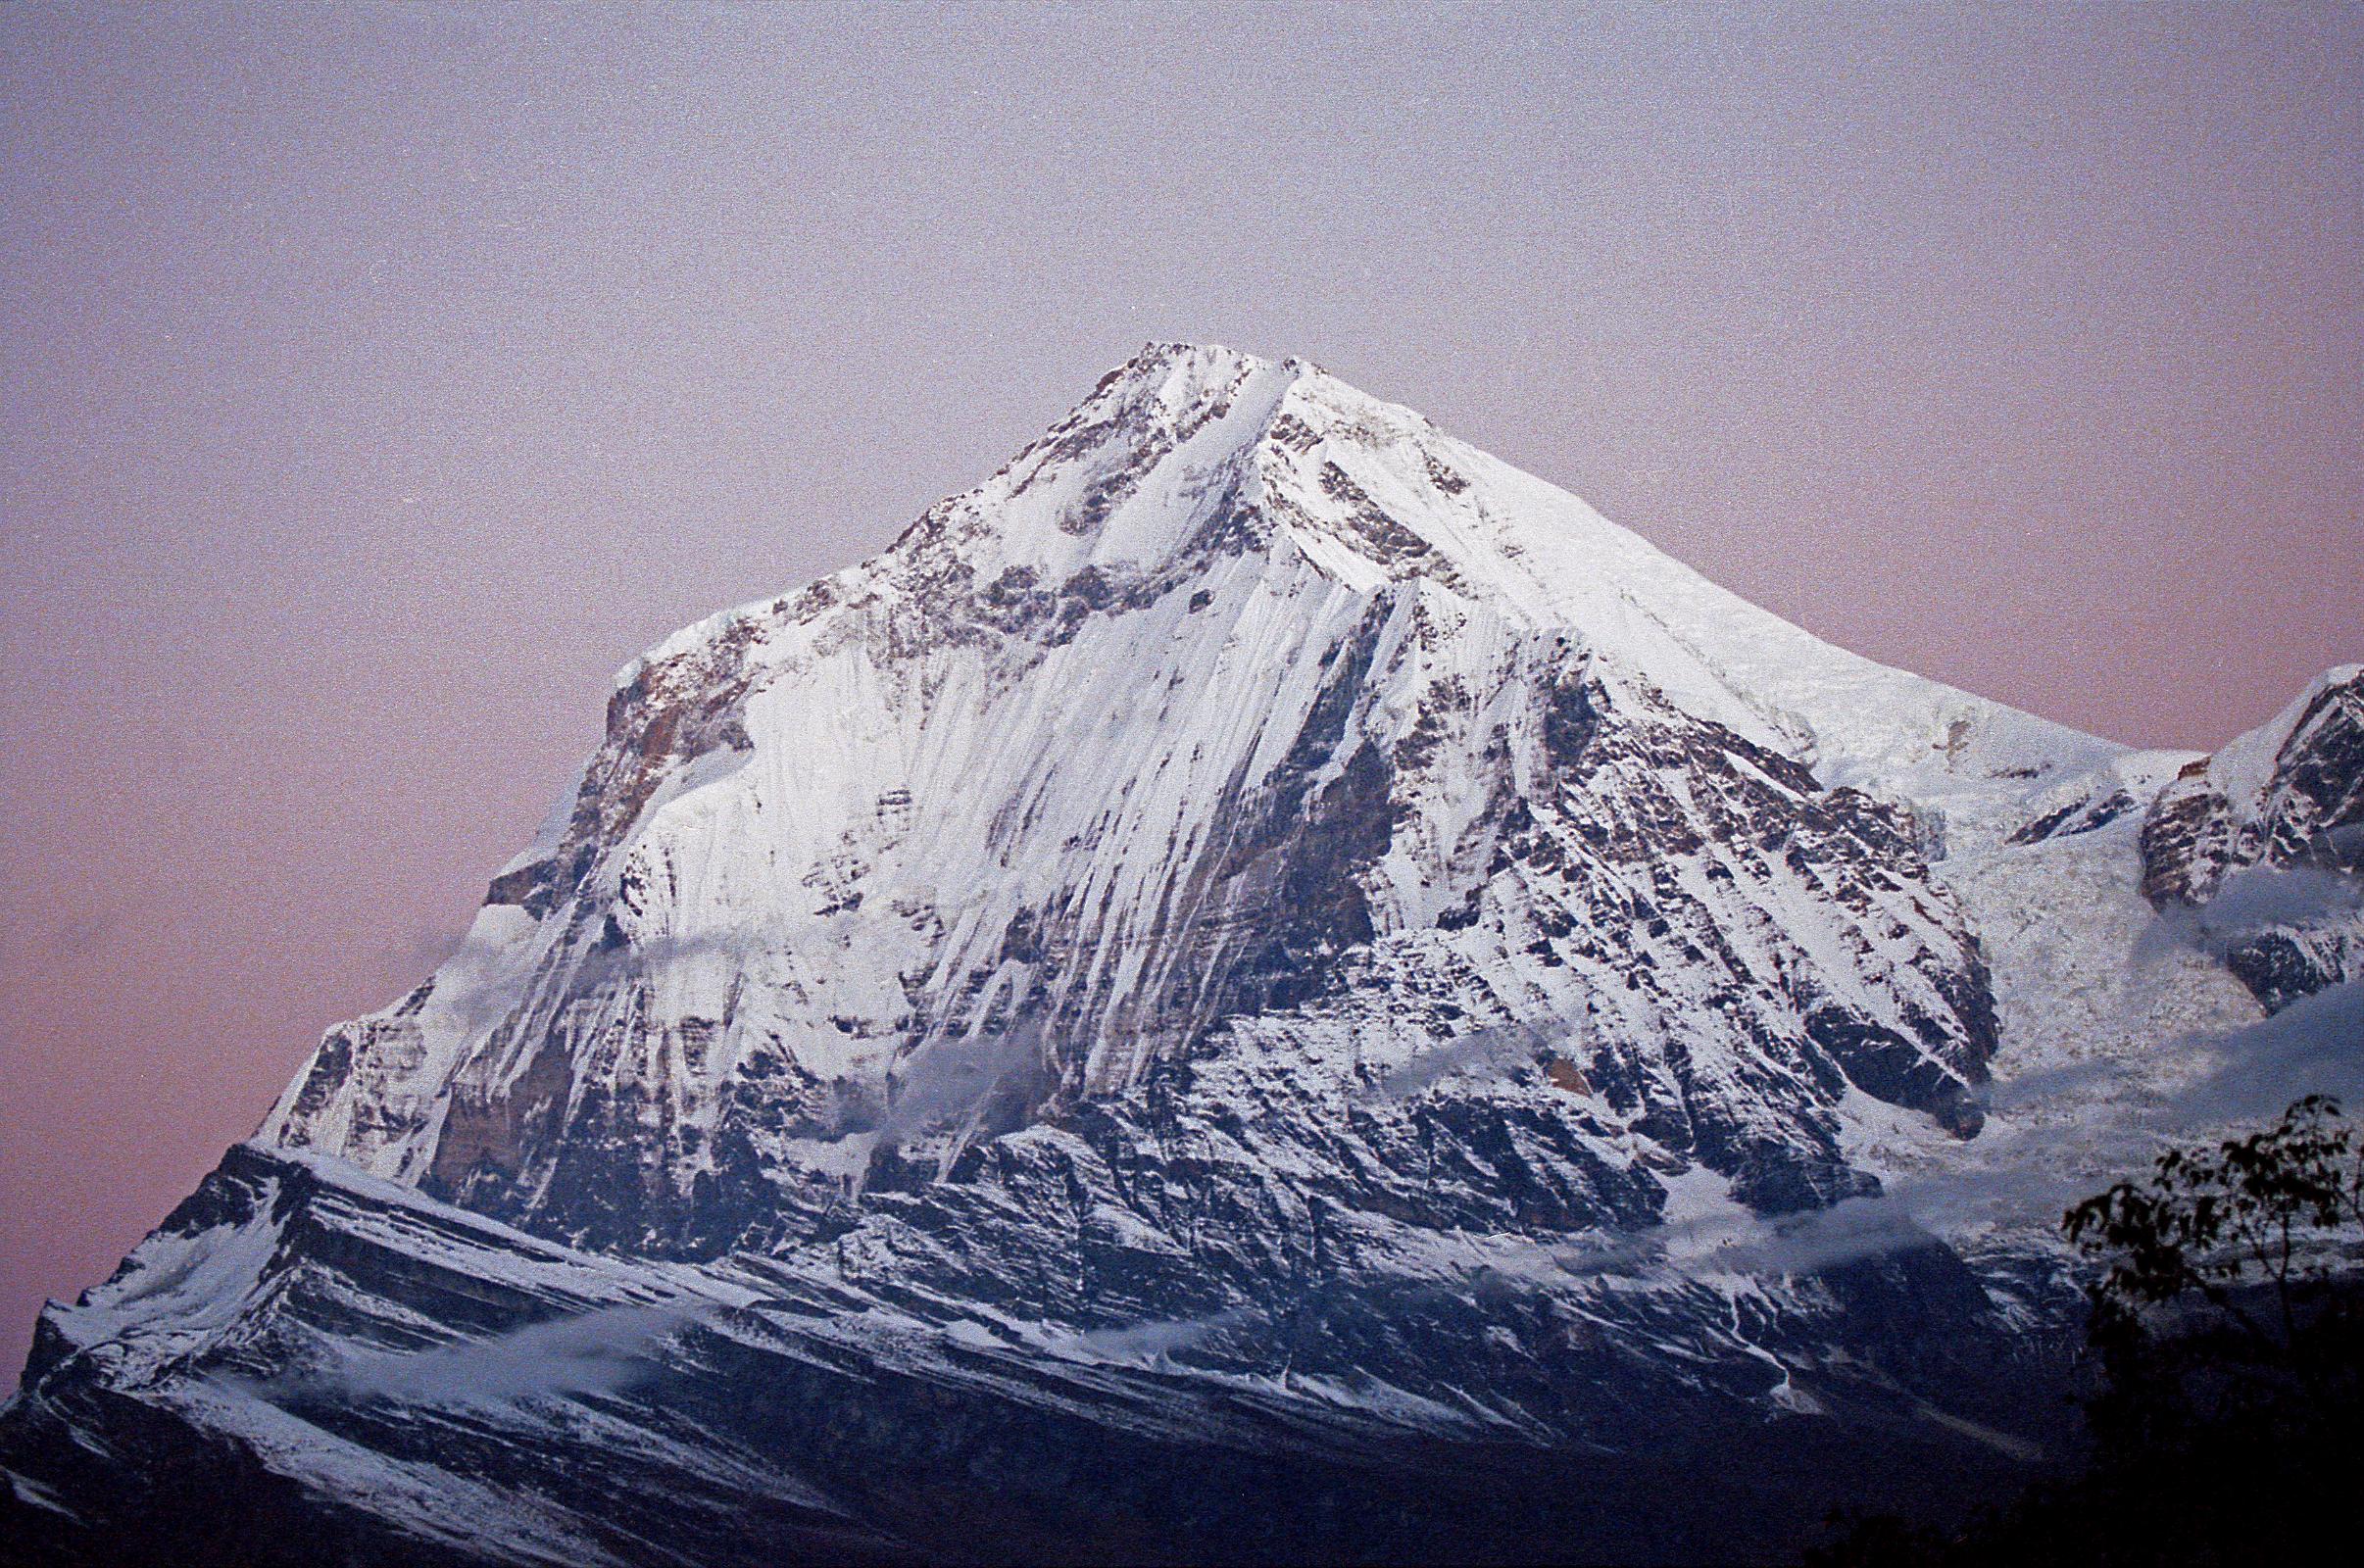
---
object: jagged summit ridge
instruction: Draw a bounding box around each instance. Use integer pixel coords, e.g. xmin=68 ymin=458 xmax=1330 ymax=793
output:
xmin=648 ymin=341 xmax=2107 ymax=787
xmin=2138 ymin=663 xmax=2364 ymax=1009
xmin=258 ymin=344 xmax=2106 ymax=1257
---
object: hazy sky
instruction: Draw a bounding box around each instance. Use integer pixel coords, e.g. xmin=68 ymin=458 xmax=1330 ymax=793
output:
xmin=2 ymin=1 xmax=2357 ymax=1376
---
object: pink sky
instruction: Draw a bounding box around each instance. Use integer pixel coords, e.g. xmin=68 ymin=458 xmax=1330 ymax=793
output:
xmin=3 ymin=2 xmax=2358 ymax=1378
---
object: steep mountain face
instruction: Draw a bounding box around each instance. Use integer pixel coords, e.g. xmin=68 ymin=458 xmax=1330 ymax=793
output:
xmin=7 ymin=345 xmax=2354 ymax=1566
xmin=2136 ymin=666 xmax=2364 ymax=1010
xmin=260 ymin=344 xmax=2100 ymax=1263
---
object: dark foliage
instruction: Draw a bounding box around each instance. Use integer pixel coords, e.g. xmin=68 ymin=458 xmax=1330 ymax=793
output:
xmin=1813 ymin=1096 xmax=2364 ymax=1565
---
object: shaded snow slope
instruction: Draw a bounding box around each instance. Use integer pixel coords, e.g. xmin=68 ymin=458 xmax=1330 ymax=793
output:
xmin=1 ymin=1143 xmax=2064 ymax=1567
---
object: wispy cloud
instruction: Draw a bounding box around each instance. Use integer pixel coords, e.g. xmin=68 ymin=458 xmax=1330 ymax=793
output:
xmin=2132 ymin=862 xmax=2364 ymax=968
xmin=1967 ymin=1054 xmax=2138 ymax=1114
xmin=1045 ymin=1305 xmax=1257 ymax=1362
xmin=2165 ymin=978 xmax=2364 ymax=1124
xmin=265 ymin=1303 xmax=698 ymax=1410
xmin=423 ymin=923 xmax=769 ymax=1039
xmin=1361 ymin=1020 xmax=1563 ymax=1102
xmin=869 ymin=1016 xmax=1049 ymax=1150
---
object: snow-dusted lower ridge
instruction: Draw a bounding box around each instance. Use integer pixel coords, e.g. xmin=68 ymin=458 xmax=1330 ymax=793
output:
xmin=2 ymin=1142 xmax=2061 ymax=1566
xmin=7 ymin=344 xmax=2358 ymax=1565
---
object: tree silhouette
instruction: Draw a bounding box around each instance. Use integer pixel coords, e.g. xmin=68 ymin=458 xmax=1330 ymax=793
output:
xmin=1814 ymin=1096 xmax=2364 ymax=1566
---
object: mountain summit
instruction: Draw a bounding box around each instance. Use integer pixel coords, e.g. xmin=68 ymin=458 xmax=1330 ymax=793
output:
xmin=8 ymin=345 xmax=2357 ymax=1565
xmin=263 ymin=340 xmax=2103 ymax=1250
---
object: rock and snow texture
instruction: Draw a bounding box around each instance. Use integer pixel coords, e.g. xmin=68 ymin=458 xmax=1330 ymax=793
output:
xmin=2136 ymin=665 xmax=2364 ymax=1010
xmin=0 ymin=1143 xmax=2052 ymax=1566
xmin=259 ymin=342 xmax=2114 ymax=1263
xmin=12 ymin=343 xmax=2360 ymax=1566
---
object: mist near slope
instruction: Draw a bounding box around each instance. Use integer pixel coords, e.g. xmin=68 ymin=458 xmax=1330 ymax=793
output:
xmin=1042 ymin=1306 xmax=1261 ymax=1362
xmin=1542 ymin=1003 xmax=2364 ymax=1285
xmin=1167 ymin=863 xmax=2364 ymax=1301
xmin=872 ymin=1020 xmax=1047 ymax=1151
xmin=2129 ymin=860 xmax=2364 ymax=969
xmin=247 ymin=1303 xmax=701 ymax=1411
xmin=1359 ymin=1020 xmax=1566 ymax=1102
xmin=227 ymin=978 xmax=2362 ymax=1405
xmin=391 ymin=918 xmax=1051 ymax=1146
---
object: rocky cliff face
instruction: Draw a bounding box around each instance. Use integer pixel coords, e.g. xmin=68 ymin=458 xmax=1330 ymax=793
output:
xmin=259 ymin=344 xmax=2094 ymax=1266
xmin=2137 ymin=666 xmax=2364 ymax=1010
xmin=8 ymin=345 xmax=2355 ymax=1566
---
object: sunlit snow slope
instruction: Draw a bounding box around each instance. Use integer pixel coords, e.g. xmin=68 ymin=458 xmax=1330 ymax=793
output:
xmin=262 ymin=342 xmax=2116 ymax=1256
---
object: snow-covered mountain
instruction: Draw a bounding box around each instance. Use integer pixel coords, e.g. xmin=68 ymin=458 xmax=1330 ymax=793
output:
xmin=7 ymin=344 xmax=2357 ymax=1565
xmin=259 ymin=342 xmax=2110 ymax=1248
